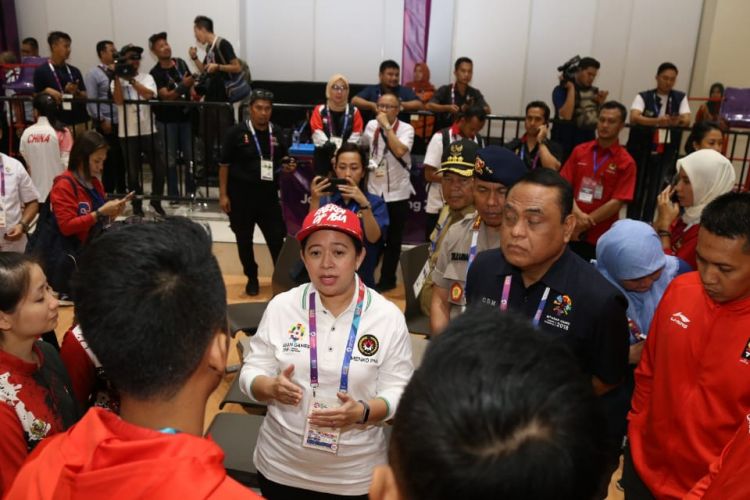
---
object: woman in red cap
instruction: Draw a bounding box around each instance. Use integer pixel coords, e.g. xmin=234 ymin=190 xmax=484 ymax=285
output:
xmin=239 ymin=204 xmax=413 ymax=499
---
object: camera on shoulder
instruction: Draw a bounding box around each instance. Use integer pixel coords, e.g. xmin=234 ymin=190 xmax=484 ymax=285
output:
xmin=557 ymin=55 xmax=581 ymax=84
xmin=113 ymin=51 xmax=138 ymax=79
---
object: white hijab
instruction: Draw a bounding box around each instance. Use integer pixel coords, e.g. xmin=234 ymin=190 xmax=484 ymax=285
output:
xmin=678 ymin=149 xmax=736 ymax=226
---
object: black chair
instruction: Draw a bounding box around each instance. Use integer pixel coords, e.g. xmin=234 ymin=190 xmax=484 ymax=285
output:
xmin=399 ymin=244 xmax=431 ymax=336
xmin=205 ymin=413 xmax=264 ymax=488
xmin=226 ymin=236 xmax=301 ymax=337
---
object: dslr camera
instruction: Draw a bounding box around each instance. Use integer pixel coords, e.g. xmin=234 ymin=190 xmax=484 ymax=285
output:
xmin=193 ymin=72 xmax=210 ymax=96
xmin=113 ymin=51 xmax=138 ymax=79
xmin=557 ymin=55 xmax=581 ymax=84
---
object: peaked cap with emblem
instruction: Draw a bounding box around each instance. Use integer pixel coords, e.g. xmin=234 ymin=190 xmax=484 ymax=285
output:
xmin=436 ymin=139 xmax=479 ymax=177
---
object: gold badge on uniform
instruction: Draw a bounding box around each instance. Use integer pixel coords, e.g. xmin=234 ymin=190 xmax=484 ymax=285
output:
xmin=445 ymin=142 xmax=465 ymax=164
xmin=450 ymin=282 xmax=464 ymax=302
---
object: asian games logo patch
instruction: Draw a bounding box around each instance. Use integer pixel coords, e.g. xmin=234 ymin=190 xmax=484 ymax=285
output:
xmin=552 ymin=294 xmax=572 ymax=316
xmin=288 ymin=322 xmax=306 ymax=342
xmin=358 ymin=334 xmax=379 ymax=357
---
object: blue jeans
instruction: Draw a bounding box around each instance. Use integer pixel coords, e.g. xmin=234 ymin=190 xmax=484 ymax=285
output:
xmin=156 ymin=120 xmax=194 ymax=196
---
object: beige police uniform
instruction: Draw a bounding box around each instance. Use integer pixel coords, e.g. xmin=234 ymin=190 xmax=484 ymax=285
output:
xmin=431 ymin=212 xmax=500 ymax=317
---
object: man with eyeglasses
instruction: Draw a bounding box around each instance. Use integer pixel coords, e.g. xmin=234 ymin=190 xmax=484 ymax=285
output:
xmin=219 ymin=89 xmax=296 ymax=296
xmin=361 ymin=93 xmax=415 ymax=292
xmin=112 ymin=44 xmax=166 ymax=216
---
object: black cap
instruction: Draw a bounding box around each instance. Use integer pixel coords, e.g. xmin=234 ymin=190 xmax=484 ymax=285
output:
xmin=120 ymin=44 xmax=144 ymax=56
xmin=473 ymin=146 xmax=527 ymax=186
xmin=436 ymin=139 xmax=479 ymax=177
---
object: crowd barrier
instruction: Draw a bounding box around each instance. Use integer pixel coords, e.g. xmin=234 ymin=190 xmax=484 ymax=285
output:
xmin=2 ymin=96 xmax=748 ymax=241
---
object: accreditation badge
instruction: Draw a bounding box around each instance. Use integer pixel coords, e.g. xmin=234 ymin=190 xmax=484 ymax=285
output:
xmin=62 ymin=93 xmax=73 ymax=111
xmin=260 ymin=159 xmax=274 ymax=181
xmin=302 ymin=396 xmax=341 ymax=454
xmin=578 ymin=177 xmax=597 ymax=204
xmin=330 ymin=136 xmax=343 ymax=151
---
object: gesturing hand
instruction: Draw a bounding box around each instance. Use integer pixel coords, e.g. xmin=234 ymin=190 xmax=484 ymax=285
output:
xmin=308 ymin=392 xmax=363 ymax=428
xmin=273 ymin=365 xmax=303 ymax=406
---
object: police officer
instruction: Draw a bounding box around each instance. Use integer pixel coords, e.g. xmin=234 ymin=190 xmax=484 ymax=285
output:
xmin=219 ymin=89 xmax=295 ymax=295
xmin=430 ymin=146 xmax=526 ymax=334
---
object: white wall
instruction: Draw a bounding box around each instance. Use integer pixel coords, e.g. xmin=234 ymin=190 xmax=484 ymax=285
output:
xmin=16 ymin=0 xmax=704 ymax=115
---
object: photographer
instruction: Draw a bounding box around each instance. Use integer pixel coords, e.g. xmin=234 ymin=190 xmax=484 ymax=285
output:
xmin=112 ymin=44 xmax=166 ymax=216
xmin=149 ymin=32 xmax=195 ymax=205
xmin=552 ymin=56 xmax=609 ymax=161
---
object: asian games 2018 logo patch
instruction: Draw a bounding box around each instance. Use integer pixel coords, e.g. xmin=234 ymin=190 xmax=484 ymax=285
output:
xmin=288 ymin=322 xmax=306 ymax=342
xmin=358 ymin=334 xmax=379 ymax=357
xmin=552 ymin=294 xmax=573 ymax=316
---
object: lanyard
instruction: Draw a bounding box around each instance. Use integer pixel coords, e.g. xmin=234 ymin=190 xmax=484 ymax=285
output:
xmin=172 ymin=59 xmax=184 ymax=80
xmin=467 ymin=216 xmax=482 ymax=270
xmin=48 ymin=61 xmax=74 ymax=92
xmin=499 ymin=275 xmax=550 ymax=328
xmin=324 ymin=105 xmax=350 ymax=138
xmin=451 ymin=83 xmax=455 ymax=105
xmin=0 ymin=157 xmax=5 ymax=197
xmin=430 ymin=209 xmax=450 ymax=255
xmin=519 ymin=138 xmax=541 ymax=170
xmin=372 ymin=120 xmax=399 ymax=156
xmin=247 ymin=121 xmax=274 ymax=161
xmin=592 ymin=148 xmax=611 ymax=176
xmin=308 ymin=278 xmax=366 ymax=394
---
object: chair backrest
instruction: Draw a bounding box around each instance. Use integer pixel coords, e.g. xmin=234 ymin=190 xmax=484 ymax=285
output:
xmin=271 ymin=236 xmax=302 ymax=297
xmin=399 ymin=244 xmax=430 ymax=319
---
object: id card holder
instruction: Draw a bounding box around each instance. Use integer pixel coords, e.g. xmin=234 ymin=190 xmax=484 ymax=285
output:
xmin=0 ymin=199 xmax=6 ymax=229
xmin=578 ymin=177 xmax=596 ymax=204
xmin=593 ymin=182 xmax=604 ymax=200
xmin=260 ymin=159 xmax=274 ymax=181
xmin=302 ymin=396 xmax=341 ymax=454
xmin=658 ymin=128 xmax=669 ymax=144
xmin=62 ymin=93 xmax=73 ymax=111
xmin=374 ymin=159 xmax=386 ymax=178
xmin=330 ymin=136 xmax=343 ymax=151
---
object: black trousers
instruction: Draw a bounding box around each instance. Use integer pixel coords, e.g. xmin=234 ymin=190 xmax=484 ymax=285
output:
xmin=379 ymin=199 xmax=410 ymax=286
xmin=100 ymin=128 xmax=127 ymax=194
xmin=621 ymin=444 xmax=656 ymax=499
xmin=257 ymin=472 xmax=368 ymax=500
xmin=227 ymin=181 xmax=286 ymax=281
xmin=120 ymin=134 xmax=166 ymax=208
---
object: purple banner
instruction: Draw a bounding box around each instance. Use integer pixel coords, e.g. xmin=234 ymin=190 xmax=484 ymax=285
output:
xmin=280 ymin=158 xmax=428 ymax=246
xmin=0 ymin=0 xmax=20 ymax=55
xmin=401 ymin=0 xmax=432 ymax=85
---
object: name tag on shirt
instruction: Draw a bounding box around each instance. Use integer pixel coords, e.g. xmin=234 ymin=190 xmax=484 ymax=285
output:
xmin=302 ymin=396 xmax=341 ymax=454
xmin=0 ymin=200 xmax=6 ymax=228
xmin=330 ymin=136 xmax=343 ymax=151
xmin=578 ymin=176 xmax=602 ymax=204
xmin=413 ymin=259 xmax=431 ymax=299
xmin=260 ymin=159 xmax=274 ymax=181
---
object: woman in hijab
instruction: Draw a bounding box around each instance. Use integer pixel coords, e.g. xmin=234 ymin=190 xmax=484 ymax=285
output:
xmin=405 ymin=62 xmax=435 ymax=138
xmin=654 ymin=149 xmax=736 ymax=269
xmin=596 ymin=220 xmax=683 ymax=365
xmin=310 ymin=73 xmax=364 ymax=148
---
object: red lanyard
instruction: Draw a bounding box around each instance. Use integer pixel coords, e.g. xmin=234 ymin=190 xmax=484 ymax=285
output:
xmin=372 ymin=120 xmax=400 ymax=152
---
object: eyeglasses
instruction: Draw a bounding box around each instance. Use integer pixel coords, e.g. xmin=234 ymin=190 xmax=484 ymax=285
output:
xmin=377 ymin=104 xmax=399 ymax=110
xmin=331 ymin=84 xmax=347 ymax=92
xmin=250 ymin=89 xmax=274 ymax=102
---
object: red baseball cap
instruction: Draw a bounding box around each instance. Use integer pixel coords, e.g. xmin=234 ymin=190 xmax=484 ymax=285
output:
xmin=296 ymin=204 xmax=364 ymax=243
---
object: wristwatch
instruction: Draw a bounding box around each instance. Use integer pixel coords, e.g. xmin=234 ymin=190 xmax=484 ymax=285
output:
xmin=357 ymin=400 xmax=370 ymax=424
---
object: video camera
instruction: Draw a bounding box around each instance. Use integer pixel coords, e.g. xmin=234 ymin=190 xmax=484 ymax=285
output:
xmin=113 ymin=51 xmax=138 ymax=79
xmin=557 ymin=55 xmax=581 ymax=84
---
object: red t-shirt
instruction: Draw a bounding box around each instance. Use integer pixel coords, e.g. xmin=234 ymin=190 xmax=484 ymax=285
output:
xmin=49 ymin=170 xmax=106 ymax=243
xmin=560 ymin=140 xmax=636 ymax=244
xmin=628 ymin=273 xmax=750 ymax=499
xmin=684 ymin=413 xmax=750 ymax=499
xmin=666 ymin=218 xmax=700 ymax=270
xmin=6 ymin=408 xmax=260 ymax=499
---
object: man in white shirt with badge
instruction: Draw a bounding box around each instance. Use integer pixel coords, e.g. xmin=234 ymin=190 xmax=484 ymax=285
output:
xmin=0 ymin=152 xmax=40 ymax=253
xmin=240 ymin=204 xmax=413 ymax=498
xmin=112 ymin=44 xmax=166 ymax=216
xmin=362 ymin=93 xmax=415 ymax=292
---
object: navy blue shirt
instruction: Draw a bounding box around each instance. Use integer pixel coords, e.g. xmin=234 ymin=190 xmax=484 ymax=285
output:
xmin=319 ymin=192 xmax=389 ymax=288
xmin=355 ymin=84 xmax=418 ymax=122
xmin=33 ymin=62 xmax=88 ymax=125
xmin=465 ymin=247 xmax=629 ymax=385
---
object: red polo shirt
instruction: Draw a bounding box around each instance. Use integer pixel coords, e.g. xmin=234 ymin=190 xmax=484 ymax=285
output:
xmin=560 ymin=140 xmax=636 ymax=244
xmin=628 ymin=273 xmax=750 ymax=499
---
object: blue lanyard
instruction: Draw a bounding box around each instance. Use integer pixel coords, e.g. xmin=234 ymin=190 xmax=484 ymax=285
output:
xmin=592 ymin=149 xmax=611 ymax=176
xmin=308 ymin=278 xmax=366 ymax=394
xmin=519 ymin=139 xmax=541 ymax=169
xmin=247 ymin=121 xmax=274 ymax=161
xmin=466 ymin=216 xmax=482 ymax=270
xmin=324 ymin=105 xmax=350 ymax=138
xmin=499 ymin=275 xmax=550 ymax=328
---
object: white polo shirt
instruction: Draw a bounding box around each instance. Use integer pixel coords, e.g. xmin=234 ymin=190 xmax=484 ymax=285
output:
xmin=363 ymin=119 xmax=415 ymax=203
xmin=19 ymin=117 xmax=65 ymax=201
xmin=111 ymin=73 xmax=157 ymax=138
xmin=0 ymin=154 xmax=40 ymax=252
xmin=239 ymin=277 xmax=413 ymax=495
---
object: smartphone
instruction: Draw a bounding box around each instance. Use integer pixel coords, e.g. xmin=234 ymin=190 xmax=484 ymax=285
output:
xmin=328 ymin=178 xmax=348 ymax=194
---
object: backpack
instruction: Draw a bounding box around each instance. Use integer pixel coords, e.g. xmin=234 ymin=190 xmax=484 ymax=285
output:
xmin=214 ymin=37 xmax=252 ymax=103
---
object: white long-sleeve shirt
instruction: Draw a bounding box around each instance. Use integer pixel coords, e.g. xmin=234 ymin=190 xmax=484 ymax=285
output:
xmin=239 ymin=277 xmax=413 ymax=495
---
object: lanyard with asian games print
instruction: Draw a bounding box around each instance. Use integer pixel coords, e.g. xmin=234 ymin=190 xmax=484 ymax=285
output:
xmin=324 ymin=104 xmax=351 ymax=139
xmin=0 ymin=156 xmax=5 ymax=196
xmin=48 ymin=61 xmax=75 ymax=91
xmin=466 ymin=215 xmax=482 ymax=271
xmin=247 ymin=121 xmax=274 ymax=161
xmin=500 ymin=275 xmax=550 ymax=328
xmin=372 ymin=120 xmax=400 ymax=156
xmin=308 ymin=278 xmax=366 ymax=396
